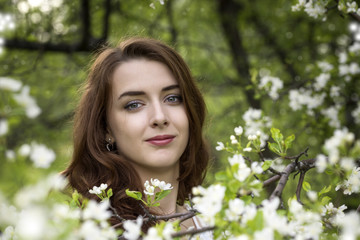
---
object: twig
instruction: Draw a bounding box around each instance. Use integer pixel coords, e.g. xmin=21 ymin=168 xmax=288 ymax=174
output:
xmin=109 ymin=204 xmax=125 ymax=221
xmin=357 ymin=204 xmax=360 ymax=213
xmin=263 ymin=174 xmax=281 ymax=187
xmin=171 ymin=226 xmax=215 ymax=238
xmin=258 ymin=151 xmax=265 ymax=161
xmin=268 ymin=167 xmax=282 ymax=175
xmin=295 ymin=171 xmax=306 ymax=205
xmin=284 ymin=147 xmax=309 ymax=161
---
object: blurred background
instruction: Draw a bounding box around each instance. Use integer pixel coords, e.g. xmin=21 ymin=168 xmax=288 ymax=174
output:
xmin=0 ymin=0 xmax=359 ymax=207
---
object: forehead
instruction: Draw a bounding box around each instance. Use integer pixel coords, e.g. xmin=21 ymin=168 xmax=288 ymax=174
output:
xmin=111 ymin=59 xmax=179 ymax=92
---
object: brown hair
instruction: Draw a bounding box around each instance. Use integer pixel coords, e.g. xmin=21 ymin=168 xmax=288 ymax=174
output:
xmin=62 ymin=37 xmax=209 ymax=225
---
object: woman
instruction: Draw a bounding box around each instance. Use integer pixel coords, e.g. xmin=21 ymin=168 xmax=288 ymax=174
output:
xmin=62 ymin=37 xmax=210 ymax=236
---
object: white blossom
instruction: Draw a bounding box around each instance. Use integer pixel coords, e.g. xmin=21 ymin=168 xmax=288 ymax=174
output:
xmin=321 ymin=106 xmax=340 ymax=128
xmin=339 ymin=62 xmax=360 ymax=76
xmin=29 ymin=143 xmax=56 ymax=168
xmin=13 ymin=86 xmax=41 ymax=118
xmin=150 ymin=178 xmax=160 ymax=187
xmin=251 ymin=162 xmax=263 ymax=174
xmin=52 ymin=203 xmax=80 ymax=221
xmin=322 ymin=202 xmax=347 ymax=225
xmin=77 ymin=219 xmax=116 ymax=240
xmin=336 ymin=211 xmax=360 ymax=239
xmin=162 ymin=222 xmax=175 ymax=240
xmin=216 ymin=141 xmax=225 ymax=151
xmin=0 ymin=119 xmax=8 ymax=136
xmin=330 ymin=85 xmax=341 ymax=98
xmin=144 ymin=180 xmax=155 ymax=195
xmin=307 ymin=190 xmax=318 ymax=202
xmin=234 ymin=164 xmax=251 ymax=182
xmin=0 ymin=202 xmax=18 ymax=226
xmin=192 ymin=184 xmax=226 ymax=225
xmin=143 ymin=227 xmax=162 ymax=240
xmin=234 ymin=126 xmax=243 ymax=136
xmin=288 ymin=199 xmax=323 ymax=239
xmin=349 ymin=42 xmax=360 ymax=53
xmin=83 ymin=200 xmax=111 ymax=222
xmin=242 ymin=108 xmax=271 ymax=147
xmin=241 ymin=203 xmax=257 ymax=224
xmin=258 ymin=76 xmax=283 ymax=100
xmin=338 ymin=51 xmax=348 ymax=63
xmin=314 ymin=73 xmax=330 ymax=91
xmin=123 ymin=216 xmax=143 ymax=240
xmin=1 ymin=226 xmax=17 ymax=240
xmin=341 ymin=167 xmax=360 ymax=195
xmin=346 ymin=1 xmax=358 ymax=13
xmin=247 ymin=135 xmax=257 ymax=141
xmin=351 ymin=102 xmax=360 ymax=124
xmin=225 ymin=198 xmax=245 ymax=221
xmin=317 ymin=61 xmax=333 ymax=72
xmin=289 ymin=88 xmax=326 ymax=112
xmin=158 ymin=180 xmax=173 ymax=191
xmin=303 ymin=1 xmax=327 ymax=19
xmin=230 ymin=135 xmax=238 ymax=145
xmin=254 ymin=227 xmax=274 ymax=240
xmin=18 ymin=143 xmax=31 ymax=156
xmin=5 ymin=150 xmax=15 ymax=161
xmin=323 ymin=128 xmax=354 ymax=165
xmin=0 ymin=77 xmax=22 ymax=91
xmin=228 ymin=154 xmax=245 ymax=166
xmin=16 ymin=206 xmax=48 ymax=240
xmin=243 ymin=147 xmax=252 ymax=152
xmin=340 ymin=157 xmax=356 ymax=171
xmin=89 ymin=184 xmax=107 ymax=195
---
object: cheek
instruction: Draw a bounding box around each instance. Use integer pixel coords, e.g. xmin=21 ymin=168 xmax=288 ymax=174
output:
xmin=110 ymin=113 xmax=146 ymax=141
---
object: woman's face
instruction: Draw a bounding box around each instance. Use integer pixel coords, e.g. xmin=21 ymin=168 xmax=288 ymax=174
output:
xmin=107 ymin=59 xmax=189 ymax=175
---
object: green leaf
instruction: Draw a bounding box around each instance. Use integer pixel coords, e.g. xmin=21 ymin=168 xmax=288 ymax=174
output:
xmin=262 ymin=160 xmax=273 ymax=171
xmin=107 ymin=188 xmax=113 ymax=198
xmin=318 ymin=185 xmax=331 ymax=196
xmin=215 ymin=171 xmax=228 ymax=181
xmin=268 ymin=142 xmax=281 ymax=155
xmin=155 ymin=189 xmax=171 ymax=202
xmin=125 ymin=189 xmax=142 ymax=201
xmin=228 ymin=179 xmax=241 ymax=193
xmin=284 ymin=134 xmax=295 ymax=151
xmin=321 ymin=196 xmax=331 ymax=205
xmin=271 ymin=128 xmax=283 ymax=144
xmin=302 ymin=181 xmax=311 ymax=192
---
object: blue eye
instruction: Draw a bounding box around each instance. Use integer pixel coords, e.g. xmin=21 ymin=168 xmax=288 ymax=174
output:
xmin=165 ymin=95 xmax=182 ymax=104
xmin=124 ymin=101 xmax=143 ymax=111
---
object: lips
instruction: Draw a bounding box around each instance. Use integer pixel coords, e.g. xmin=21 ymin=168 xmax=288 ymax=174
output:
xmin=146 ymin=135 xmax=175 ymax=146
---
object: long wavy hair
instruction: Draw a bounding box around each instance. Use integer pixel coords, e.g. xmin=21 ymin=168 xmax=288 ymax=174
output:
xmin=62 ymin=37 xmax=209 ymax=226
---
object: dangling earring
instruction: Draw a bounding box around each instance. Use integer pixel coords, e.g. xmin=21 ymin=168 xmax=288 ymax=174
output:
xmin=106 ymin=138 xmax=113 ymax=152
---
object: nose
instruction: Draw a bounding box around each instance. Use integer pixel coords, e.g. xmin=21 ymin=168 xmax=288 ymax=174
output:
xmin=150 ymin=102 xmax=168 ymax=128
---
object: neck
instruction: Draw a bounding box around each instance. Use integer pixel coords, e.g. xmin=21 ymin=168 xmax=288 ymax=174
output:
xmin=134 ymin=164 xmax=180 ymax=215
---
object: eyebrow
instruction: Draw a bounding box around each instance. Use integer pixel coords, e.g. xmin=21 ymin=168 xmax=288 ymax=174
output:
xmin=118 ymin=84 xmax=180 ymax=100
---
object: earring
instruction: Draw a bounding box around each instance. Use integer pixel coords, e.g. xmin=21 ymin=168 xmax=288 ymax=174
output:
xmin=106 ymin=138 xmax=113 ymax=152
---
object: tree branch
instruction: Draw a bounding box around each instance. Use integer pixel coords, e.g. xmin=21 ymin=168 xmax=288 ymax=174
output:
xmin=102 ymin=0 xmax=112 ymax=40
xmin=80 ymin=0 xmax=91 ymax=47
xmin=216 ymin=0 xmax=261 ymax=109
xmin=165 ymin=0 xmax=178 ymax=46
xmin=270 ymin=158 xmax=316 ymax=200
